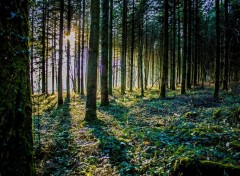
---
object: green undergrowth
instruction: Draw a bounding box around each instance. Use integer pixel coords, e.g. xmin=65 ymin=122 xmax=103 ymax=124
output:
xmin=33 ymin=86 xmax=240 ymax=175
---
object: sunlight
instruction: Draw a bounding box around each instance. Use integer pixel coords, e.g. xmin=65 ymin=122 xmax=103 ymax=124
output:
xmin=65 ymin=31 xmax=76 ymax=46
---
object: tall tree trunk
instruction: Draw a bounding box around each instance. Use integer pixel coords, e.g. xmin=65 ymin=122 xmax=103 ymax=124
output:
xmin=181 ymin=0 xmax=187 ymax=94
xmin=187 ymin=0 xmax=192 ymax=89
xmin=101 ymin=0 xmax=109 ymax=106
xmin=42 ymin=0 xmax=46 ymax=93
xmin=81 ymin=0 xmax=85 ymax=96
xmin=214 ymin=0 xmax=220 ymax=98
xmin=222 ymin=0 xmax=229 ymax=90
xmin=193 ymin=0 xmax=199 ymax=86
xmin=58 ymin=0 xmax=64 ymax=105
xmin=52 ymin=17 xmax=56 ymax=94
xmin=31 ymin=6 xmax=34 ymax=94
xmin=130 ymin=0 xmax=135 ymax=92
xmin=78 ymin=0 xmax=82 ymax=94
xmin=121 ymin=0 xmax=127 ymax=94
xmin=66 ymin=0 xmax=72 ymax=100
xmin=0 ymin=0 xmax=35 ymax=174
xmin=171 ymin=0 xmax=176 ymax=90
xmin=144 ymin=21 xmax=149 ymax=90
xmin=151 ymin=22 xmax=155 ymax=87
xmin=138 ymin=17 xmax=144 ymax=96
xmin=108 ymin=0 xmax=113 ymax=95
xmin=160 ymin=0 xmax=169 ymax=98
xmin=46 ymin=5 xmax=49 ymax=95
xmin=177 ymin=0 xmax=181 ymax=85
xmin=85 ymin=0 xmax=100 ymax=120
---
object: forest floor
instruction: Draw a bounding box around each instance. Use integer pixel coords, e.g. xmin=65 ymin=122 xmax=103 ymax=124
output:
xmin=33 ymin=85 xmax=240 ymax=176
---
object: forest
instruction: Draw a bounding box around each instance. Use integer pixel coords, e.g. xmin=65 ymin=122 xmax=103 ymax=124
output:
xmin=0 ymin=0 xmax=240 ymax=175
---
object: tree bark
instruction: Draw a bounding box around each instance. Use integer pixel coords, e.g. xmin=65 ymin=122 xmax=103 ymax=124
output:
xmin=66 ymin=0 xmax=72 ymax=100
xmin=214 ymin=0 xmax=220 ymax=98
xmin=222 ymin=0 xmax=229 ymax=90
xmin=0 ymin=0 xmax=35 ymax=174
xmin=101 ymin=0 xmax=109 ymax=106
xmin=121 ymin=0 xmax=127 ymax=94
xmin=81 ymin=0 xmax=85 ymax=96
xmin=181 ymin=0 xmax=187 ymax=94
xmin=58 ymin=0 xmax=64 ymax=105
xmin=130 ymin=0 xmax=135 ymax=92
xmin=160 ymin=0 xmax=169 ymax=98
xmin=108 ymin=0 xmax=113 ymax=95
xmin=85 ymin=0 xmax=100 ymax=120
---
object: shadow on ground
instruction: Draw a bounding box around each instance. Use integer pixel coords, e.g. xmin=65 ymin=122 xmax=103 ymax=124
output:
xmin=35 ymin=99 xmax=76 ymax=176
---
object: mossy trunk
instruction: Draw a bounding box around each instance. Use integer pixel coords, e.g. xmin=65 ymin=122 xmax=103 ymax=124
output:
xmin=0 ymin=0 xmax=35 ymax=175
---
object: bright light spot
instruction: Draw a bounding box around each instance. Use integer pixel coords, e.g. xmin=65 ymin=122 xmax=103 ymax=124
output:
xmin=66 ymin=31 xmax=76 ymax=46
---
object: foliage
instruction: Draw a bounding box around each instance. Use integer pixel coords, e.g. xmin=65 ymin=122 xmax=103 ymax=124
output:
xmin=33 ymin=87 xmax=240 ymax=175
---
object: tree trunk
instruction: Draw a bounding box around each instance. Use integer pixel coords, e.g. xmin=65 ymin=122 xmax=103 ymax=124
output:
xmin=42 ymin=0 xmax=46 ymax=93
xmin=130 ymin=0 xmax=135 ymax=92
xmin=214 ymin=0 xmax=220 ymax=98
xmin=108 ymin=0 xmax=113 ymax=95
xmin=81 ymin=0 xmax=85 ymax=96
xmin=160 ymin=0 xmax=169 ymax=98
xmin=0 ymin=0 xmax=35 ymax=174
xmin=78 ymin=0 xmax=82 ymax=94
xmin=121 ymin=0 xmax=127 ymax=94
xmin=222 ymin=0 xmax=229 ymax=90
xmin=31 ymin=6 xmax=35 ymax=94
xmin=187 ymin=0 xmax=192 ymax=89
xmin=193 ymin=0 xmax=199 ymax=86
xmin=101 ymin=0 xmax=109 ymax=106
xmin=181 ymin=0 xmax=187 ymax=94
xmin=58 ymin=0 xmax=64 ymax=105
xmin=46 ymin=6 xmax=49 ymax=95
xmin=171 ymin=0 xmax=176 ymax=90
xmin=85 ymin=0 xmax=100 ymax=120
xmin=66 ymin=0 xmax=72 ymax=100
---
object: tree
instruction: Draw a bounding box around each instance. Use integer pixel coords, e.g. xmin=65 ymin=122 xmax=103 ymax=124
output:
xmin=160 ymin=0 xmax=169 ymax=98
xmin=78 ymin=0 xmax=82 ymax=94
xmin=101 ymin=0 xmax=109 ymax=106
xmin=222 ymin=0 xmax=229 ymax=90
xmin=187 ymin=0 xmax=192 ymax=89
xmin=85 ymin=0 xmax=100 ymax=120
xmin=181 ymin=0 xmax=187 ymax=94
xmin=170 ymin=0 xmax=176 ymax=90
xmin=58 ymin=0 xmax=64 ymax=105
xmin=130 ymin=0 xmax=135 ymax=92
xmin=214 ymin=0 xmax=220 ymax=98
xmin=193 ymin=0 xmax=199 ymax=86
xmin=0 ymin=0 xmax=35 ymax=174
xmin=108 ymin=0 xmax=113 ymax=95
xmin=66 ymin=0 xmax=72 ymax=100
xmin=81 ymin=0 xmax=86 ymax=96
xmin=121 ymin=0 xmax=127 ymax=94
xmin=42 ymin=0 xmax=46 ymax=93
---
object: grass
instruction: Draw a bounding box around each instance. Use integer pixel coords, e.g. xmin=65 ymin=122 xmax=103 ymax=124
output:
xmin=33 ymin=86 xmax=240 ymax=175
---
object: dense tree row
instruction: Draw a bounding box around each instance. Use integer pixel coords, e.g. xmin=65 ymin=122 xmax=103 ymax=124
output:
xmin=0 ymin=0 xmax=239 ymax=174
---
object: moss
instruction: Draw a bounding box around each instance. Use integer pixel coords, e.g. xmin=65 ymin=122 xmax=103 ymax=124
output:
xmin=173 ymin=157 xmax=240 ymax=176
xmin=231 ymin=140 xmax=240 ymax=151
xmin=213 ymin=108 xmax=221 ymax=119
xmin=184 ymin=111 xmax=199 ymax=119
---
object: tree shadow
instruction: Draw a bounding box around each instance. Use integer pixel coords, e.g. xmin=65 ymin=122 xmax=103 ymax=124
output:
xmin=35 ymin=99 xmax=76 ymax=176
xmin=85 ymin=117 xmax=138 ymax=175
